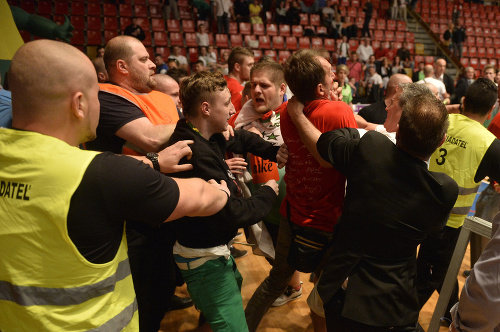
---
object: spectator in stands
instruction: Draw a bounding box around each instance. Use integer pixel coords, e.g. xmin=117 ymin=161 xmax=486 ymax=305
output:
xmin=390 ymin=56 xmax=405 ymax=76
xmin=167 ymin=67 xmax=189 ymax=85
xmin=385 ymin=41 xmax=397 ymax=63
xmin=191 ymin=60 xmax=205 ymax=73
xmin=217 ymin=50 xmax=230 ymax=75
xmin=161 ymin=0 xmax=180 ymax=20
xmin=123 ymin=17 xmax=146 ymax=41
xmin=361 ymin=65 xmax=383 ymax=102
xmin=249 ymin=0 xmax=263 ymax=24
xmin=287 ymin=0 xmax=301 ymax=26
xmin=412 ymin=61 xmax=425 ymax=82
xmin=418 ymin=64 xmax=450 ymax=103
xmin=300 ymin=0 xmax=319 ymax=14
xmin=397 ymin=42 xmax=412 ymax=69
xmin=321 ymin=0 xmax=336 ymax=29
xmin=398 ymin=0 xmax=407 ymax=23
xmin=347 ymin=53 xmax=363 ymax=87
xmin=358 ymin=73 xmax=412 ymax=124
xmin=452 ymin=20 xmax=466 ymax=59
xmin=155 ymin=54 xmax=169 ymax=74
xmin=362 ymin=0 xmax=373 ymax=37
xmin=275 ymin=0 xmax=288 ymax=24
xmin=337 ymin=36 xmax=350 ymax=65
xmin=483 ymin=64 xmax=496 ymax=83
xmin=196 ymin=23 xmax=210 ymax=47
xmin=496 ymin=68 xmax=500 ymax=85
xmin=379 ymin=57 xmax=391 ymax=89
xmin=452 ymin=66 xmax=474 ymax=104
xmin=168 ymin=45 xmax=189 ymax=71
xmin=214 ymin=0 xmax=234 ymax=34
xmin=443 ymin=22 xmax=454 ymax=52
xmin=192 ymin=0 xmax=211 ymax=20
xmin=199 ymin=46 xmax=217 ymax=71
xmin=435 ymin=58 xmax=455 ymax=97
xmin=167 ymin=58 xmax=179 ymax=69
xmin=330 ymin=13 xmax=342 ymax=39
xmin=234 ymin=0 xmax=251 ymax=22
xmin=364 ymin=54 xmax=378 ymax=77
xmin=356 ymin=38 xmax=374 ymax=63
xmin=391 ymin=0 xmax=399 ymax=20
xmin=341 ymin=16 xmax=358 ymax=39
xmin=92 ymin=57 xmax=109 ymax=83
xmin=225 ymin=47 xmax=255 ymax=113
xmin=337 ymin=64 xmax=353 ymax=108
xmin=452 ymin=0 xmax=462 ymax=24
xmin=96 ymin=45 xmax=105 ymax=58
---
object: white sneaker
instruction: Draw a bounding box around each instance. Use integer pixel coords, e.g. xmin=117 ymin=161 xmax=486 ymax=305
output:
xmin=271 ymin=282 xmax=303 ymax=307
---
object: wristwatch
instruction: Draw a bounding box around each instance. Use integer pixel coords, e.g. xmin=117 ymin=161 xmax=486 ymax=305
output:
xmin=146 ymin=152 xmax=160 ymax=172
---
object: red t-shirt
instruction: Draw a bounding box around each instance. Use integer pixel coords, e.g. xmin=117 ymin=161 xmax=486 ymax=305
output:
xmin=279 ymin=99 xmax=358 ymax=232
xmin=488 ymin=110 xmax=500 ymax=139
xmin=224 ymin=75 xmax=244 ymax=113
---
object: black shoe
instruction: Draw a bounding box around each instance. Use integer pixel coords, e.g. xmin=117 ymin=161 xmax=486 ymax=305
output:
xmin=167 ymin=295 xmax=193 ymax=311
xmin=230 ymin=246 xmax=248 ymax=258
xmin=463 ymin=269 xmax=471 ymax=277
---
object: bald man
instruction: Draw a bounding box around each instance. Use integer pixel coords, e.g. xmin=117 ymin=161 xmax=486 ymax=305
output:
xmin=423 ymin=82 xmax=439 ymax=99
xmin=0 ymin=40 xmax=230 ymax=330
xmin=357 ymin=73 xmax=412 ymax=124
xmin=418 ymin=65 xmax=449 ymax=102
xmin=154 ymin=73 xmax=183 ymax=119
xmin=434 ymin=58 xmax=455 ymax=96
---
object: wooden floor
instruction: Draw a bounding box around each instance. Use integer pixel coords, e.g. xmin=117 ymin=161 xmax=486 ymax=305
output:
xmin=161 ymin=233 xmax=470 ymax=332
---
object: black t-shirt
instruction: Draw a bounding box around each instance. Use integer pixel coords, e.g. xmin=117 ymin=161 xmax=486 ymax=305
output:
xmin=67 ymin=153 xmax=180 ymax=264
xmin=85 ymin=90 xmax=146 ymax=153
xmin=475 ymin=138 xmax=500 ymax=183
xmin=358 ymin=100 xmax=387 ymax=125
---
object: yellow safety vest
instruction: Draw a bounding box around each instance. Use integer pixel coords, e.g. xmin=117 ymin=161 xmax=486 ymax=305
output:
xmin=0 ymin=128 xmax=138 ymax=331
xmin=429 ymin=114 xmax=496 ymax=228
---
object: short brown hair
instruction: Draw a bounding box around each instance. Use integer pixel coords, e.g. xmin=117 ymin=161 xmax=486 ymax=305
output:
xmin=284 ymin=49 xmax=326 ymax=104
xmin=228 ymin=47 xmax=254 ymax=73
xmin=251 ymin=61 xmax=285 ymax=87
xmin=103 ymin=36 xmax=136 ymax=75
xmin=180 ymin=71 xmax=227 ymax=118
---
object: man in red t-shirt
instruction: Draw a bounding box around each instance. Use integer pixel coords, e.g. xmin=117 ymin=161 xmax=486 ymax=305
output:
xmin=245 ymin=49 xmax=358 ymax=332
xmin=224 ymin=47 xmax=255 ymax=115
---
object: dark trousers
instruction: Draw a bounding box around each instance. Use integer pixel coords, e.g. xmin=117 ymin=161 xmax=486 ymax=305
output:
xmin=416 ymin=225 xmax=461 ymax=317
xmin=362 ymin=16 xmax=372 ymax=37
xmin=324 ymin=289 xmax=418 ymax=332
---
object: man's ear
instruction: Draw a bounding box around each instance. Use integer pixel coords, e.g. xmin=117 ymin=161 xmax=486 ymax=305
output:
xmin=70 ymin=92 xmax=85 ymax=121
xmin=234 ymin=62 xmax=241 ymax=74
xmin=279 ymin=83 xmax=287 ymax=97
xmin=117 ymin=59 xmax=128 ymax=74
xmin=315 ymin=83 xmax=327 ymax=98
xmin=97 ymin=72 xmax=107 ymax=82
xmin=200 ymin=101 xmax=210 ymax=116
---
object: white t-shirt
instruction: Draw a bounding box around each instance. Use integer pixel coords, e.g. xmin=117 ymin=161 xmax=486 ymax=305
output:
xmin=366 ymin=73 xmax=383 ymax=86
xmin=417 ymin=77 xmax=447 ymax=101
xmin=196 ymin=32 xmax=210 ymax=47
xmin=168 ymin=54 xmax=188 ymax=65
xmin=214 ymin=0 xmax=232 ymax=17
xmin=356 ymin=44 xmax=374 ymax=63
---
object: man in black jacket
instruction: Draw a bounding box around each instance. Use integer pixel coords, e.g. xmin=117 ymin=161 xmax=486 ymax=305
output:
xmin=285 ymin=83 xmax=458 ymax=332
xmin=167 ymin=71 xmax=280 ymax=331
xmin=435 ymin=58 xmax=455 ymax=97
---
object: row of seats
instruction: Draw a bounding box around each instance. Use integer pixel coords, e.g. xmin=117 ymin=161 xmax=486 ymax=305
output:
xmin=460 ymin=57 xmax=499 ymax=71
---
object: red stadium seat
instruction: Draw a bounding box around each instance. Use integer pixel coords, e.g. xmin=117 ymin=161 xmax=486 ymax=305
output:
xmin=103 ymin=3 xmax=117 ymax=16
xmin=386 ymin=20 xmax=396 ymax=30
xmin=494 ymin=38 xmax=500 ymax=48
xmin=348 ymin=7 xmax=357 ymax=17
xmin=279 ymin=25 xmax=291 ymax=36
xmin=267 ymin=24 xmax=278 ymax=36
xmin=489 ymin=47 xmax=497 ymax=59
xmin=386 ymin=30 xmax=395 ymax=41
xmin=317 ymin=26 xmax=327 ymax=35
xmin=259 ymin=36 xmax=271 ymax=49
xmin=151 ymin=18 xmax=165 ymax=31
xmin=348 ymin=39 xmax=359 ymax=49
xmin=119 ymin=4 xmax=133 ymax=16
xmin=304 ymin=26 xmax=316 ymax=34
xmin=87 ymin=30 xmax=102 ymax=45
xmin=376 ymin=19 xmax=386 ymax=30
xmin=479 ymin=58 xmax=488 ymax=70
xmin=188 ymin=48 xmax=199 ymax=63
xmin=286 ymin=36 xmax=298 ymax=50
xmin=414 ymin=55 xmax=424 ymax=65
xmin=104 ymin=16 xmax=118 ymax=31
xmin=87 ymin=16 xmax=101 ymax=30
xmin=71 ymin=30 xmax=85 ymax=45
xmin=299 ymin=37 xmax=311 ymax=49
xmin=38 ymin=1 xmax=52 ymax=15
xmin=253 ymin=23 xmax=265 ymax=35
xmin=424 ymin=56 xmax=434 ymax=65
xmin=70 ymin=16 xmax=85 ymax=30
xmin=104 ymin=30 xmax=118 ymax=43
xmin=167 ymin=20 xmax=181 ymax=32
xmin=292 ymin=25 xmax=303 ymax=37
xmin=374 ymin=30 xmax=384 ymax=41
xmin=469 ymin=46 xmax=477 ymax=57
xmin=395 ymin=31 xmax=405 ymax=42
xmin=253 ymin=49 xmax=263 ymax=61
xmin=120 ymin=17 xmax=132 ymax=29
xmin=312 ymin=37 xmax=323 ymax=49
xmin=149 ymin=5 xmax=163 ymax=18
xmin=229 ymin=22 xmax=238 ymax=35
xmin=169 ymin=32 xmax=184 ymax=46
xmin=182 ymin=20 xmax=196 ymax=33
xmin=476 ymin=37 xmax=484 ymax=47
xmin=462 ymin=46 xmax=469 ymax=57
xmin=179 ymin=6 xmax=192 ymax=20
xmin=478 ymin=47 xmax=486 ymax=58
xmin=135 ymin=18 xmax=149 ymax=31
xmin=300 ymin=13 xmax=309 ymax=25
xmin=278 ymin=50 xmax=291 ymax=63
xmin=231 ymin=34 xmax=243 ymax=47
xmin=240 ymin=22 xmax=251 ymax=35
xmin=324 ymin=39 xmax=335 ymax=52
xmin=244 ymin=35 xmax=258 ymax=48
xmin=134 ymin=5 xmax=148 ymax=17
xmin=154 ymin=32 xmax=168 ymax=46
xmin=87 ymin=2 xmax=101 ymax=16
xmin=264 ymin=50 xmax=278 ymax=61
xmin=272 ymin=36 xmax=285 ymax=49
xmin=216 ymin=34 xmax=230 ymax=48
xmin=310 ymin=14 xmax=320 ymax=26
xmin=185 ymin=32 xmax=197 ymax=47
xmin=460 ymin=57 xmax=469 ymax=67
xmin=71 ymin=3 xmax=85 ymax=16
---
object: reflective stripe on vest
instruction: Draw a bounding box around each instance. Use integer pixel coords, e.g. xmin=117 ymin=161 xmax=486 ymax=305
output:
xmin=429 ymin=114 xmax=496 ymax=228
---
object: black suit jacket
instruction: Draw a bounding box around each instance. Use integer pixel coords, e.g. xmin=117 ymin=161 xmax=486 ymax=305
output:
xmin=452 ymin=77 xmax=472 ymax=104
xmin=442 ymin=73 xmax=455 ymax=95
xmin=316 ymin=129 xmax=458 ymax=327
xmin=357 ymin=100 xmax=387 ymax=124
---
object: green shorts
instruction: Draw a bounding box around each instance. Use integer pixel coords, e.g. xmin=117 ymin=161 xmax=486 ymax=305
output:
xmin=180 ymin=256 xmax=248 ymax=332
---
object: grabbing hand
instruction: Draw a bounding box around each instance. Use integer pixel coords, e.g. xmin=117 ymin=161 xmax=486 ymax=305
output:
xmin=277 ymin=143 xmax=288 ymax=169
xmin=287 ymin=96 xmax=305 ymax=120
xmin=222 ymin=124 xmax=235 ymax=141
xmin=330 ymin=82 xmax=343 ymax=102
xmin=54 ymin=16 xmax=74 ymax=43
xmin=208 ymin=179 xmax=231 ymax=198
xmin=158 ymin=140 xmax=194 ymax=173
xmin=226 ymin=157 xmax=248 ymax=175
xmin=264 ymin=179 xmax=279 ymax=196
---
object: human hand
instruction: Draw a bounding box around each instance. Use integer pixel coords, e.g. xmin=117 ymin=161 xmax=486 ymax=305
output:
xmin=222 ymin=124 xmax=235 ymax=141
xmin=286 ymin=96 xmax=305 ymax=121
xmin=330 ymin=82 xmax=343 ymax=101
xmin=158 ymin=140 xmax=194 ymax=173
xmin=54 ymin=16 xmax=74 ymax=43
xmin=208 ymin=179 xmax=231 ymax=198
xmin=449 ymin=322 xmax=458 ymax=332
xmin=225 ymin=157 xmax=248 ymax=175
xmin=245 ymin=125 xmax=263 ymax=137
xmin=264 ymin=179 xmax=279 ymax=195
xmin=277 ymin=143 xmax=288 ymax=169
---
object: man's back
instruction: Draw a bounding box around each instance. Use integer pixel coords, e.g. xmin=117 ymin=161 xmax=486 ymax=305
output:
xmin=317 ymin=129 xmax=458 ymax=326
xmin=280 ymin=99 xmax=357 ymax=232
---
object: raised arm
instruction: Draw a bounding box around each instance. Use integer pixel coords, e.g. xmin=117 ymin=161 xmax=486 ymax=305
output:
xmin=116 ymin=117 xmax=176 ymax=152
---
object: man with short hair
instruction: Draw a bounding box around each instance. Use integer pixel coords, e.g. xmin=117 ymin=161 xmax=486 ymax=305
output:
xmin=417 ymin=78 xmax=500 ymax=325
xmin=358 ymin=73 xmax=412 ymax=124
xmin=167 ymin=71 xmax=280 ymax=331
xmin=92 ymin=56 xmax=109 ymax=83
xmin=155 ymin=53 xmax=168 ymax=74
xmin=191 ymin=59 xmax=205 ymax=73
xmin=483 ymin=64 xmax=496 ymax=83
xmin=418 ymin=64 xmax=450 ymax=102
xmin=356 ymin=38 xmax=374 ymax=63
xmin=285 ymin=82 xmax=458 ymax=332
xmin=154 ymin=73 xmax=183 ymax=119
xmin=245 ymin=49 xmax=358 ymax=332
xmin=168 ymin=45 xmax=188 ymax=71
xmin=435 ymin=58 xmax=455 ymax=96
xmin=452 ymin=66 xmax=475 ymax=104
xmin=412 ymin=61 xmax=425 ymax=82
xmin=0 ymin=39 xmax=230 ymax=331
xmin=225 ymin=47 xmax=255 ymax=113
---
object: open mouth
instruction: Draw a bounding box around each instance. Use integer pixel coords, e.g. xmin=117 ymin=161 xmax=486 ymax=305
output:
xmin=255 ymin=98 xmax=265 ymax=104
